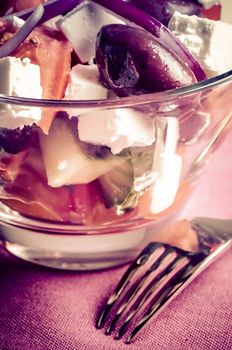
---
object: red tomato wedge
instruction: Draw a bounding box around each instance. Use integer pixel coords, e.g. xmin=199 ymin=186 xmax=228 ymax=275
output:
xmin=13 ymin=26 xmax=72 ymax=101
xmin=0 ymin=0 xmax=46 ymax=15
xmin=2 ymin=170 xmax=73 ymax=222
xmin=202 ymin=4 xmax=221 ymax=21
xmin=1 ymin=147 xmax=73 ymax=222
xmin=13 ymin=26 xmax=72 ymax=133
xmin=71 ymin=181 xmax=114 ymax=226
xmin=0 ymin=152 xmax=27 ymax=182
xmin=71 ymin=180 xmax=139 ymax=226
xmin=0 ymin=21 xmax=72 ymax=133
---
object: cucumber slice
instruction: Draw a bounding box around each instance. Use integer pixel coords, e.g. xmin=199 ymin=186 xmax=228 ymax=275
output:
xmin=99 ymin=141 xmax=158 ymax=211
xmin=99 ymin=158 xmax=134 ymax=209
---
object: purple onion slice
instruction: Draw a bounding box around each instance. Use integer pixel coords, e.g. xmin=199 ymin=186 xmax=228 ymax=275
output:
xmin=0 ymin=4 xmax=44 ymax=59
xmin=123 ymin=0 xmax=202 ymax=26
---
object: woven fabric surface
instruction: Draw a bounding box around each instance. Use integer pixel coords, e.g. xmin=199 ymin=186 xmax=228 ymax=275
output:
xmin=0 ymin=133 xmax=232 ymax=350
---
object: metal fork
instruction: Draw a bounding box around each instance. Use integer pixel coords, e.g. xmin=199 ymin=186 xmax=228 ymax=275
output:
xmin=96 ymin=217 xmax=232 ymax=343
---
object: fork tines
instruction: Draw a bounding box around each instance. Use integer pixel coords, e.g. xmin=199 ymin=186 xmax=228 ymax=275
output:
xmin=96 ymin=242 xmax=205 ymax=343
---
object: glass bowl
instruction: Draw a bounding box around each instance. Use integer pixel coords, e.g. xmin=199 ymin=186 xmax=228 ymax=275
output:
xmin=0 ymin=0 xmax=232 ymax=270
xmin=0 ymin=68 xmax=232 ymax=270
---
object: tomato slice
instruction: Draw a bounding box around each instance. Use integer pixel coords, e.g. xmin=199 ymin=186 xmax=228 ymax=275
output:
xmin=0 ymin=0 xmax=46 ymax=15
xmin=0 ymin=17 xmax=72 ymax=103
xmin=0 ymin=152 xmax=27 ymax=182
xmin=202 ymin=4 xmax=221 ymax=21
xmin=71 ymin=181 xmax=107 ymax=225
xmin=0 ymin=21 xmax=72 ymax=133
xmin=2 ymin=171 xmax=73 ymax=222
xmin=71 ymin=180 xmax=138 ymax=226
xmin=14 ymin=26 xmax=72 ymax=100
xmin=13 ymin=26 xmax=72 ymax=133
xmin=1 ymin=147 xmax=74 ymax=222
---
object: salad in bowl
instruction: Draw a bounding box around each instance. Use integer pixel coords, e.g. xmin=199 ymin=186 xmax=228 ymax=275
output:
xmin=0 ymin=0 xmax=231 ymax=269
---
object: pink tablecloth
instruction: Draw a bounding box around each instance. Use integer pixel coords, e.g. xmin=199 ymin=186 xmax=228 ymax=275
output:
xmin=0 ymin=132 xmax=232 ymax=350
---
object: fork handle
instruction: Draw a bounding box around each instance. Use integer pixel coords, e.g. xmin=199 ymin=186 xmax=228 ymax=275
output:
xmin=192 ymin=217 xmax=232 ymax=239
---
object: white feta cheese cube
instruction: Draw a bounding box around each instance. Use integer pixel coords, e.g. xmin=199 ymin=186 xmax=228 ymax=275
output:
xmin=65 ymin=64 xmax=108 ymax=100
xmin=43 ymin=15 xmax=63 ymax=29
xmin=0 ymin=57 xmax=42 ymax=98
xmin=150 ymin=153 xmax=182 ymax=213
xmin=150 ymin=118 xmax=182 ymax=214
xmin=168 ymin=11 xmax=232 ymax=77
xmin=8 ymin=15 xmax=25 ymax=28
xmin=58 ymin=1 xmax=125 ymax=63
xmin=78 ymin=108 xmax=156 ymax=154
xmin=0 ymin=57 xmax=42 ymax=128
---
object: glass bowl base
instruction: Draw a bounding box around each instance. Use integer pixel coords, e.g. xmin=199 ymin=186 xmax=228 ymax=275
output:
xmin=4 ymin=241 xmax=137 ymax=270
xmin=0 ymin=223 xmax=155 ymax=270
xmin=0 ymin=212 xmax=179 ymax=270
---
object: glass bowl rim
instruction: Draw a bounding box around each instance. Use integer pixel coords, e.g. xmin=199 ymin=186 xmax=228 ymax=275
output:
xmin=0 ymin=69 xmax=232 ymax=109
